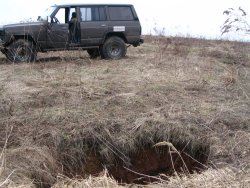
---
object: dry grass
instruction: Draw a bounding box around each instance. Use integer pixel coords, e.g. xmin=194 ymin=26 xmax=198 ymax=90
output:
xmin=150 ymin=167 xmax=250 ymax=188
xmin=0 ymin=36 xmax=250 ymax=187
xmin=52 ymin=170 xmax=122 ymax=188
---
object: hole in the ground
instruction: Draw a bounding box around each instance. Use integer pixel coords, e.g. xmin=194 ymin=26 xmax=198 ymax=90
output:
xmin=110 ymin=146 xmax=208 ymax=184
xmin=57 ymin=125 xmax=210 ymax=185
xmin=60 ymin=144 xmax=208 ymax=184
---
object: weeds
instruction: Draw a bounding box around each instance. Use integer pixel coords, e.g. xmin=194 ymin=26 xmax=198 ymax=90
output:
xmin=0 ymin=126 xmax=14 ymax=187
xmin=222 ymin=7 xmax=250 ymax=36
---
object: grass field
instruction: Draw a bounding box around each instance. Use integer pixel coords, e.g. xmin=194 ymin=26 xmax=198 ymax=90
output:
xmin=0 ymin=36 xmax=250 ymax=187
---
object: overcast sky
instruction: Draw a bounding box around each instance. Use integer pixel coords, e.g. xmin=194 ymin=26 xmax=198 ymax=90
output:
xmin=0 ymin=0 xmax=249 ymax=40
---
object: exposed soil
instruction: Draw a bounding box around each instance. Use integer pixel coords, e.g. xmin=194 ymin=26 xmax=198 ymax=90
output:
xmin=58 ymin=141 xmax=209 ymax=185
xmin=109 ymin=147 xmax=206 ymax=184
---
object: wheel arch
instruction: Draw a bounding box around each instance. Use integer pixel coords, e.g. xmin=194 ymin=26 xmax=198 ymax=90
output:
xmin=7 ymin=34 xmax=36 ymax=47
xmin=103 ymin=32 xmax=127 ymax=44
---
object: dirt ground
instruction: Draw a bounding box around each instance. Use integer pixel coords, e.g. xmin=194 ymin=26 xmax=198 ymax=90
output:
xmin=0 ymin=36 xmax=249 ymax=187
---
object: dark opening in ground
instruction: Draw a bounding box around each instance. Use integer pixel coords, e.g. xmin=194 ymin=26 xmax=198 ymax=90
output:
xmin=110 ymin=146 xmax=207 ymax=184
xmin=57 ymin=124 xmax=210 ymax=185
xmin=60 ymin=144 xmax=208 ymax=184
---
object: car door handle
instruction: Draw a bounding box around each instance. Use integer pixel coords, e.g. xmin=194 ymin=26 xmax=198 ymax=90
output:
xmin=100 ymin=24 xmax=107 ymax=27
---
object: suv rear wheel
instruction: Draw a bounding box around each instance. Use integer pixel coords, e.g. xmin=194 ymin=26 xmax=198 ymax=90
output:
xmin=7 ymin=39 xmax=36 ymax=63
xmin=101 ymin=36 xmax=127 ymax=59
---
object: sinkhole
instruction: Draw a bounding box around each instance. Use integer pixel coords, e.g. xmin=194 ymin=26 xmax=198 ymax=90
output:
xmin=57 ymin=125 xmax=210 ymax=185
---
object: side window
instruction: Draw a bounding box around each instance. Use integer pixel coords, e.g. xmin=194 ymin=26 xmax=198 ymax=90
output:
xmin=80 ymin=7 xmax=106 ymax=22
xmin=92 ymin=7 xmax=99 ymax=21
xmin=109 ymin=6 xmax=134 ymax=21
xmin=53 ymin=8 xmax=77 ymax=24
xmin=80 ymin=8 xmax=92 ymax=21
xmin=99 ymin=7 xmax=106 ymax=21
xmin=54 ymin=8 xmax=66 ymax=23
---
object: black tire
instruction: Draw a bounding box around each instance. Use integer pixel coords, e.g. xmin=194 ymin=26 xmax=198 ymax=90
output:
xmin=6 ymin=39 xmax=36 ymax=63
xmin=101 ymin=36 xmax=127 ymax=59
xmin=87 ymin=49 xmax=100 ymax=59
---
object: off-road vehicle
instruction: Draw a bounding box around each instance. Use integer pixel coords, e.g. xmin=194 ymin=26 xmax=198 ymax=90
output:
xmin=0 ymin=4 xmax=143 ymax=62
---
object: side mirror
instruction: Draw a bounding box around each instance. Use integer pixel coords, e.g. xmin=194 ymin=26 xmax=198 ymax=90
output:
xmin=37 ymin=16 xmax=49 ymax=22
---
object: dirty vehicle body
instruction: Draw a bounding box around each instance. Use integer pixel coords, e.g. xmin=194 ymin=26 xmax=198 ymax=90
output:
xmin=0 ymin=4 xmax=143 ymax=62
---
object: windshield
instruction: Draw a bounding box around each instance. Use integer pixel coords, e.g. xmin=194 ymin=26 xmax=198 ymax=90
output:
xmin=38 ymin=6 xmax=57 ymax=21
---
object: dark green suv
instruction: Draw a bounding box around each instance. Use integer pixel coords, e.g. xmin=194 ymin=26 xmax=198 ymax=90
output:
xmin=0 ymin=4 xmax=143 ymax=62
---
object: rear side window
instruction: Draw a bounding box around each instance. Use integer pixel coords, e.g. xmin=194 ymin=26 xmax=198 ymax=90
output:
xmin=109 ymin=6 xmax=134 ymax=21
xmin=99 ymin=7 xmax=106 ymax=21
xmin=80 ymin=8 xmax=92 ymax=21
xmin=80 ymin=7 xmax=106 ymax=21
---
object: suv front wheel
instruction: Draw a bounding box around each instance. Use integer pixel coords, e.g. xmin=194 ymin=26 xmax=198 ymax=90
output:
xmin=101 ymin=36 xmax=127 ymax=60
xmin=7 ymin=39 xmax=36 ymax=63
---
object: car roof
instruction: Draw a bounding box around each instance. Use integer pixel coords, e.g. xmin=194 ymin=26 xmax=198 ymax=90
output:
xmin=53 ymin=4 xmax=133 ymax=7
